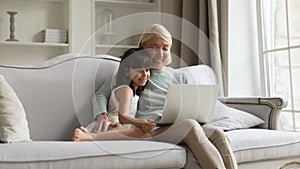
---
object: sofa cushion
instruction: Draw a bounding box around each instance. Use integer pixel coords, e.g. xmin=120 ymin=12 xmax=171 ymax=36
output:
xmin=225 ymin=129 xmax=300 ymax=163
xmin=0 ymin=75 xmax=31 ymax=143
xmin=179 ymin=65 xmax=217 ymax=85
xmin=0 ymin=140 xmax=186 ymax=169
xmin=207 ymin=100 xmax=265 ymax=130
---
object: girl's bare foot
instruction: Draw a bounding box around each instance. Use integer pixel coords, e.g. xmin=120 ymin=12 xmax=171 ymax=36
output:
xmin=72 ymin=127 xmax=92 ymax=141
xmin=79 ymin=126 xmax=90 ymax=133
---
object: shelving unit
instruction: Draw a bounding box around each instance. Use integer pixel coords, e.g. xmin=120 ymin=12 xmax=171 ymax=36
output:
xmin=0 ymin=0 xmax=69 ymax=65
xmin=0 ymin=0 xmax=161 ymax=65
xmin=93 ymin=0 xmax=161 ymax=57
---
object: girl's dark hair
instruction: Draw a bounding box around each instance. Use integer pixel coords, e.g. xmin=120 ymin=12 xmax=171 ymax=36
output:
xmin=115 ymin=48 xmax=151 ymax=96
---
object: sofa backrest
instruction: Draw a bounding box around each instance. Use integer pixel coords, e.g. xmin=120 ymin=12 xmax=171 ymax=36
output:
xmin=178 ymin=65 xmax=217 ymax=85
xmin=0 ymin=54 xmax=217 ymax=141
xmin=0 ymin=54 xmax=120 ymax=141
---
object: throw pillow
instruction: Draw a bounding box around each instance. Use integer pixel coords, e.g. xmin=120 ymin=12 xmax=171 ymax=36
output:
xmin=0 ymin=75 xmax=31 ymax=143
xmin=207 ymin=100 xmax=265 ymax=130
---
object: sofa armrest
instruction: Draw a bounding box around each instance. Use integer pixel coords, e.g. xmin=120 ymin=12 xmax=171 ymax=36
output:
xmin=218 ymin=97 xmax=287 ymax=130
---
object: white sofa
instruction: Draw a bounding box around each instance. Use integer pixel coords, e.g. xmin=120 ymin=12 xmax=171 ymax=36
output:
xmin=0 ymin=54 xmax=300 ymax=169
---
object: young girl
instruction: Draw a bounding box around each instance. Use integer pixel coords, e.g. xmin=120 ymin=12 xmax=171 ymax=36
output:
xmin=72 ymin=48 xmax=156 ymax=141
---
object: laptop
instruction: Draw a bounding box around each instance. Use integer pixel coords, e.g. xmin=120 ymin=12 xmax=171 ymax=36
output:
xmin=157 ymin=84 xmax=219 ymax=126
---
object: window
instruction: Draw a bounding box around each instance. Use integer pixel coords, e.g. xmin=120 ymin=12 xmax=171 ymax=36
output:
xmin=257 ymin=0 xmax=300 ymax=131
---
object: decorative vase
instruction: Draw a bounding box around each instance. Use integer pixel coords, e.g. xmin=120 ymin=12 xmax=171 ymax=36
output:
xmin=6 ymin=11 xmax=19 ymax=42
xmin=102 ymin=8 xmax=115 ymax=44
xmin=103 ymin=8 xmax=115 ymax=33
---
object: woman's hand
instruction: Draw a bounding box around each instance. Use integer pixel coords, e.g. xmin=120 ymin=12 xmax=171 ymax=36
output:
xmin=92 ymin=113 xmax=118 ymax=132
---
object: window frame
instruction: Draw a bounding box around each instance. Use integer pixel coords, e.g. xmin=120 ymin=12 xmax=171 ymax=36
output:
xmin=256 ymin=0 xmax=299 ymax=131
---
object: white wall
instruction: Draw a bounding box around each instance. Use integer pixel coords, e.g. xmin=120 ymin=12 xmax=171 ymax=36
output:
xmin=228 ymin=0 xmax=262 ymax=96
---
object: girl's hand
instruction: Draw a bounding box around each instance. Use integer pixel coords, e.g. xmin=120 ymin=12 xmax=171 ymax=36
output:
xmin=109 ymin=122 xmax=119 ymax=128
xmin=141 ymin=118 xmax=156 ymax=133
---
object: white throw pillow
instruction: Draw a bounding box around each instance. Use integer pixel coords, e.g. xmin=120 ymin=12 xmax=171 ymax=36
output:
xmin=207 ymin=100 xmax=265 ymax=130
xmin=0 ymin=75 xmax=31 ymax=143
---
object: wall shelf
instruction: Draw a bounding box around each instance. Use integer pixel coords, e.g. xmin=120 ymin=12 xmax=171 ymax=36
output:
xmin=0 ymin=41 xmax=68 ymax=48
xmin=95 ymin=0 xmax=158 ymax=6
xmin=95 ymin=44 xmax=137 ymax=49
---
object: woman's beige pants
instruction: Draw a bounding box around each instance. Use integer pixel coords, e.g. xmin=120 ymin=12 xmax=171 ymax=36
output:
xmin=152 ymin=119 xmax=238 ymax=169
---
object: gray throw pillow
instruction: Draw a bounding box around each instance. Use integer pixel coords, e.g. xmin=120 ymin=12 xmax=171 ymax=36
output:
xmin=0 ymin=75 xmax=31 ymax=143
xmin=207 ymin=100 xmax=265 ymax=130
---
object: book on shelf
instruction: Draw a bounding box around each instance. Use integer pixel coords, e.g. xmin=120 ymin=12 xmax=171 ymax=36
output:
xmin=41 ymin=29 xmax=68 ymax=43
xmin=42 ymin=29 xmax=67 ymax=34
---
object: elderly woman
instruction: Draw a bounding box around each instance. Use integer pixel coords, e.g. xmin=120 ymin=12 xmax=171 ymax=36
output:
xmin=91 ymin=24 xmax=237 ymax=169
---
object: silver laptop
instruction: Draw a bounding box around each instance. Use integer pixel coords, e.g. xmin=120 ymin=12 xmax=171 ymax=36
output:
xmin=157 ymin=84 xmax=219 ymax=125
